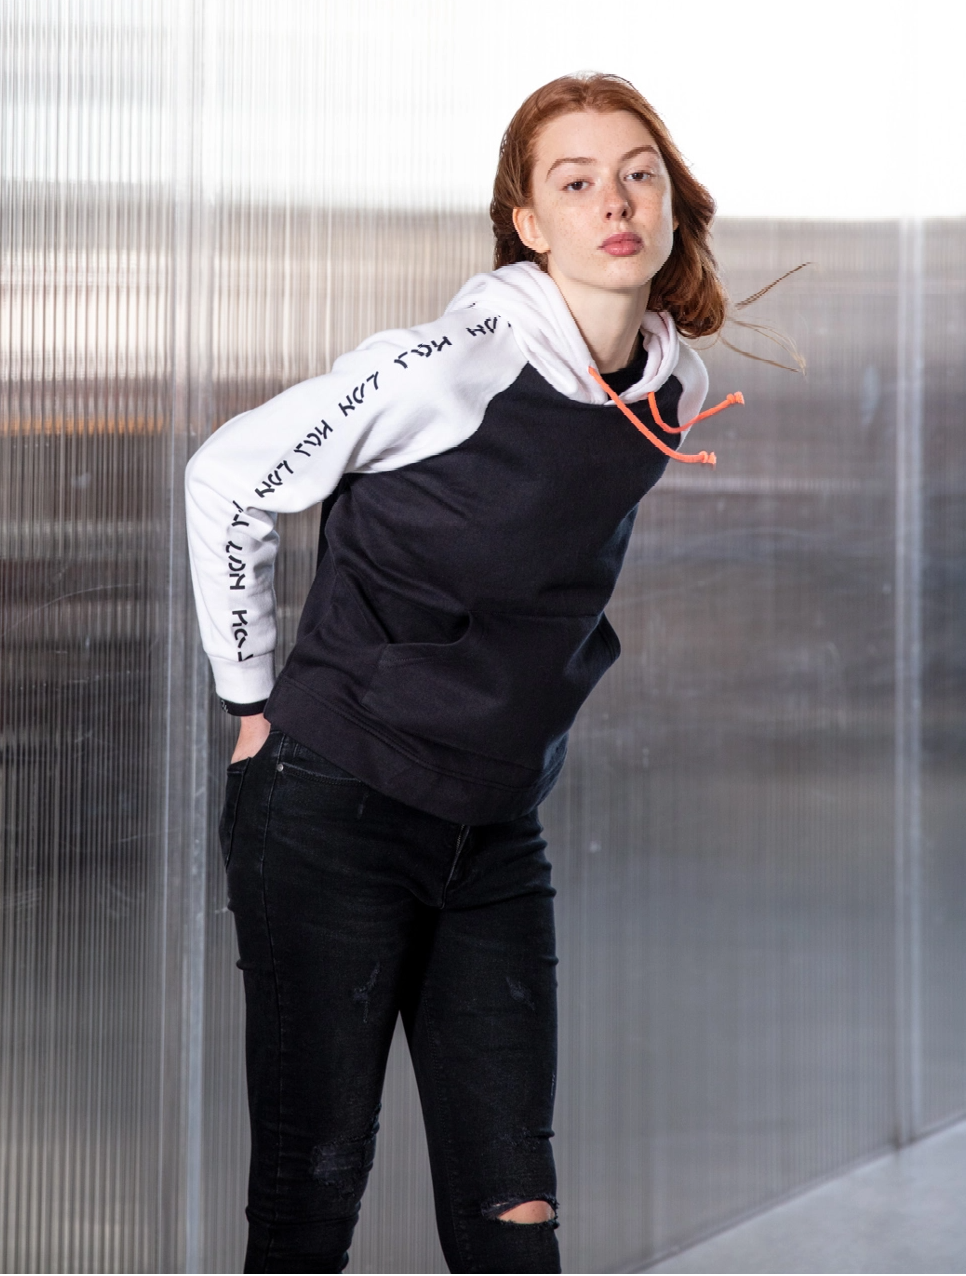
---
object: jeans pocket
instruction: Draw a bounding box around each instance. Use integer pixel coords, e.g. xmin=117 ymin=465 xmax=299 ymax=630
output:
xmin=282 ymin=739 xmax=361 ymax=783
xmin=219 ymin=758 xmax=250 ymax=869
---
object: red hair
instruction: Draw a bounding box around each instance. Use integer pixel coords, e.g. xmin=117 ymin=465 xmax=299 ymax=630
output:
xmin=491 ymin=73 xmax=727 ymax=340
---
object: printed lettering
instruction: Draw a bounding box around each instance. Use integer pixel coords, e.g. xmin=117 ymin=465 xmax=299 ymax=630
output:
xmin=412 ymin=343 xmax=432 ymax=358
xmin=292 ymin=420 xmax=334 ymax=460
xmin=466 ymin=318 xmax=499 ymax=336
xmin=231 ymin=608 xmax=252 ymax=658
xmin=253 ymin=458 xmax=294 ymax=499
xmin=341 ymin=372 xmax=382 ymax=412
xmin=394 ymin=352 xmax=410 ymax=369
xmin=431 ymin=336 xmax=452 ymax=352
xmin=225 ymin=529 xmax=248 ymax=591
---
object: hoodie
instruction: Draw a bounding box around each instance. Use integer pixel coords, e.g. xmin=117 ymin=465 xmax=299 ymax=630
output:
xmin=185 ymin=262 xmax=709 ymax=823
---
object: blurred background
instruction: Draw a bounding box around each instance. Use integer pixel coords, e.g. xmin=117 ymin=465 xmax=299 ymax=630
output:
xmin=1 ymin=1 xmax=964 ymax=1271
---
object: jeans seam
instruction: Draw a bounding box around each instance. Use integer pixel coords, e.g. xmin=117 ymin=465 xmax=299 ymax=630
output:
xmin=439 ymin=824 xmax=470 ymax=907
xmin=258 ymin=732 xmax=286 ymax=1240
xmin=420 ymin=979 xmax=473 ymax=1271
xmin=221 ymin=758 xmax=250 ymax=871
xmin=275 ymin=762 xmax=361 ymax=784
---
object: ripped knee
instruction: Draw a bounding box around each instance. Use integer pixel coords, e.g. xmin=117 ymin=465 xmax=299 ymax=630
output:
xmin=484 ymin=1196 xmax=558 ymax=1225
xmin=309 ymin=1108 xmax=379 ymax=1198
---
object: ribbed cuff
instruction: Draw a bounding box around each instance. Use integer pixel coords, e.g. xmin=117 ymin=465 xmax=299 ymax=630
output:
xmin=219 ymin=697 xmax=269 ymax=718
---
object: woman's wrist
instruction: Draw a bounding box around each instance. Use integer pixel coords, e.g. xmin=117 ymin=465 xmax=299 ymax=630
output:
xmin=231 ymin=712 xmax=271 ymax=763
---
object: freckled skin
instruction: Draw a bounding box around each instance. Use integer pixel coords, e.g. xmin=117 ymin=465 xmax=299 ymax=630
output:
xmin=513 ymin=109 xmax=678 ymax=373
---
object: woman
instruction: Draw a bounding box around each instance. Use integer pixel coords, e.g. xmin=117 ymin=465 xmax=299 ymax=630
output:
xmin=186 ymin=72 xmax=735 ymax=1275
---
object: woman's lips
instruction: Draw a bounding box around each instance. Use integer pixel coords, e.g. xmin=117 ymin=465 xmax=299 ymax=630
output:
xmin=600 ymin=232 xmax=642 ymax=257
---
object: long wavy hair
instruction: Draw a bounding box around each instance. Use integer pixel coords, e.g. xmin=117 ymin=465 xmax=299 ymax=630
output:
xmin=491 ymin=73 xmax=727 ymax=341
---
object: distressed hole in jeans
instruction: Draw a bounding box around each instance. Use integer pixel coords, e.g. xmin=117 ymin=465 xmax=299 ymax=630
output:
xmin=483 ymin=1196 xmax=558 ymax=1225
xmin=505 ymin=975 xmax=537 ymax=1010
xmin=351 ymin=962 xmax=380 ymax=1023
xmin=310 ymin=1110 xmax=379 ymax=1191
xmin=498 ymin=1124 xmax=555 ymax=1150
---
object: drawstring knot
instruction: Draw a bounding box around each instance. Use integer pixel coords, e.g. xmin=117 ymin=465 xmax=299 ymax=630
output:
xmin=587 ymin=365 xmax=745 ymax=467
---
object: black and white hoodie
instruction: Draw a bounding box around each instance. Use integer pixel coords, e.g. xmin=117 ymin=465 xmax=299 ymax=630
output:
xmin=185 ymin=261 xmax=709 ymax=823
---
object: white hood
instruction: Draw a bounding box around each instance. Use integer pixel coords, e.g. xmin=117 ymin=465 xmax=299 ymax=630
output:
xmin=447 ymin=261 xmax=708 ymax=422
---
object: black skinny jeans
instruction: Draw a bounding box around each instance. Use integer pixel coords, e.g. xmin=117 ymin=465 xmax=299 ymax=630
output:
xmin=221 ymin=729 xmax=561 ymax=1274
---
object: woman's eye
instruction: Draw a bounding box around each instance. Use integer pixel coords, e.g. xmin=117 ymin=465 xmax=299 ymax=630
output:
xmin=627 ymin=170 xmax=653 ymax=183
xmin=564 ymin=179 xmax=589 ymax=191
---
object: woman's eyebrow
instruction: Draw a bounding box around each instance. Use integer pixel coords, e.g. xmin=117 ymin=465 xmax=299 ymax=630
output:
xmin=545 ymin=144 xmax=659 ymax=179
xmin=545 ymin=155 xmax=594 ymax=177
xmin=620 ymin=144 xmax=660 ymax=164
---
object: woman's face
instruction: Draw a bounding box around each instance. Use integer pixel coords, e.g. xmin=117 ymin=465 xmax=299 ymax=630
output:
xmin=513 ymin=109 xmax=676 ymax=301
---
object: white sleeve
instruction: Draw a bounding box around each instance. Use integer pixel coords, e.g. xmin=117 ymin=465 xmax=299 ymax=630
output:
xmin=185 ymin=310 xmax=522 ymax=704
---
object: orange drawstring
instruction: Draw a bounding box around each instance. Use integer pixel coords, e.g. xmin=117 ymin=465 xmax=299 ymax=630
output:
xmin=587 ymin=365 xmax=745 ymax=467
xmin=647 ymin=390 xmax=745 ymax=433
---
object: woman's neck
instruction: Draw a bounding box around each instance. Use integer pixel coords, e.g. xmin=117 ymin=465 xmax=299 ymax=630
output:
xmin=547 ymin=264 xmax=650 ymax=373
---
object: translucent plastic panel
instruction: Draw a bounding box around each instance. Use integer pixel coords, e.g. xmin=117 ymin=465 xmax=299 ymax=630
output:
xmin=3 ymin=2 xmax=965 ymax=1274
xmin=0 ymin=3 xmax=177 ymax=1272
xmin=548 ymin=221 xmax=902 ymax=1268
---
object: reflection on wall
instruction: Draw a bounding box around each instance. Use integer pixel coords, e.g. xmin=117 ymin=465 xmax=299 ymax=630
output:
xmin=2 ymin=5 xmax=965 ymax=1274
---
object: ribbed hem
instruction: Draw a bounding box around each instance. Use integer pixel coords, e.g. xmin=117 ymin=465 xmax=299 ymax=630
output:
xmin=265 ymin=673 xmax=565 ymax=826
xmin=209 ymin=652 xmax=276 ymax=704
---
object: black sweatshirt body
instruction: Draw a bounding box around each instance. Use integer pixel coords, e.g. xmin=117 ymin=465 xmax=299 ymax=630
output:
xmin=185 ymin=263 xmax=708 ymax=823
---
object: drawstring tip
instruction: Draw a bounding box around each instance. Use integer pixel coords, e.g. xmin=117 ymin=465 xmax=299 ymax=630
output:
xmin=587 ymin=364 xmax=741 ymax=468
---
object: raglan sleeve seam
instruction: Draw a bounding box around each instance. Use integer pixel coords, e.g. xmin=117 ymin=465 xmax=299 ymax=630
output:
xmin=184 ymin=310 xmax=514 ymax=704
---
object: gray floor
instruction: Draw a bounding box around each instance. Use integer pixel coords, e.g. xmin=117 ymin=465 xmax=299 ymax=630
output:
xmin=645 ymin=1118 xmax=966 ymax=1274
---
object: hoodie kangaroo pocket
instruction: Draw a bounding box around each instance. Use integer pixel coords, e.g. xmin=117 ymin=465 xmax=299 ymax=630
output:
xmin=362 ymin=610 xmax=619 ymax=768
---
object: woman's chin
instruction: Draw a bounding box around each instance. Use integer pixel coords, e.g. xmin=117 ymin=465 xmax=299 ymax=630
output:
xmin=550 ymin=259 xmax=655 ymax=298
xmin=594 ymin=260 xmax=656 ymax=295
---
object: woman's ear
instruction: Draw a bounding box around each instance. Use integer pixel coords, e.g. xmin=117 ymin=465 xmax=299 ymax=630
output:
xmin=513 ymin=206 xmax=549 ymax=256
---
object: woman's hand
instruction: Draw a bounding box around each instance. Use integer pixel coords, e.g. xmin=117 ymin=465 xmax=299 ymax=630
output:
xmin=231 ymin=712 xmax=271 ymax=763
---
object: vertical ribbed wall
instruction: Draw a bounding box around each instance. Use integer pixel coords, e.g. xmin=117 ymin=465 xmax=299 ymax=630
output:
xmin=1 ymin=5 xmax=964 ymax=1274
xmin=0 ymin=3 xmax=172 ymax=1271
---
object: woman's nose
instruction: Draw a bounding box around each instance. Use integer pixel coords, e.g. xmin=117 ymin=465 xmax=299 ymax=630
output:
xmin=602 ymin=179 xmax=631 ymax=220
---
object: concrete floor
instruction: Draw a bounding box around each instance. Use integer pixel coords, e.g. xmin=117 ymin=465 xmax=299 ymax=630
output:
xmin=646 ymin=1118 xmax=966 ymax=1274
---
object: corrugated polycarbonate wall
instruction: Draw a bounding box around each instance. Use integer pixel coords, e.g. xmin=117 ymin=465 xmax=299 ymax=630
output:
xmin=2 ymin=3 xmax=965 ymax=1273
